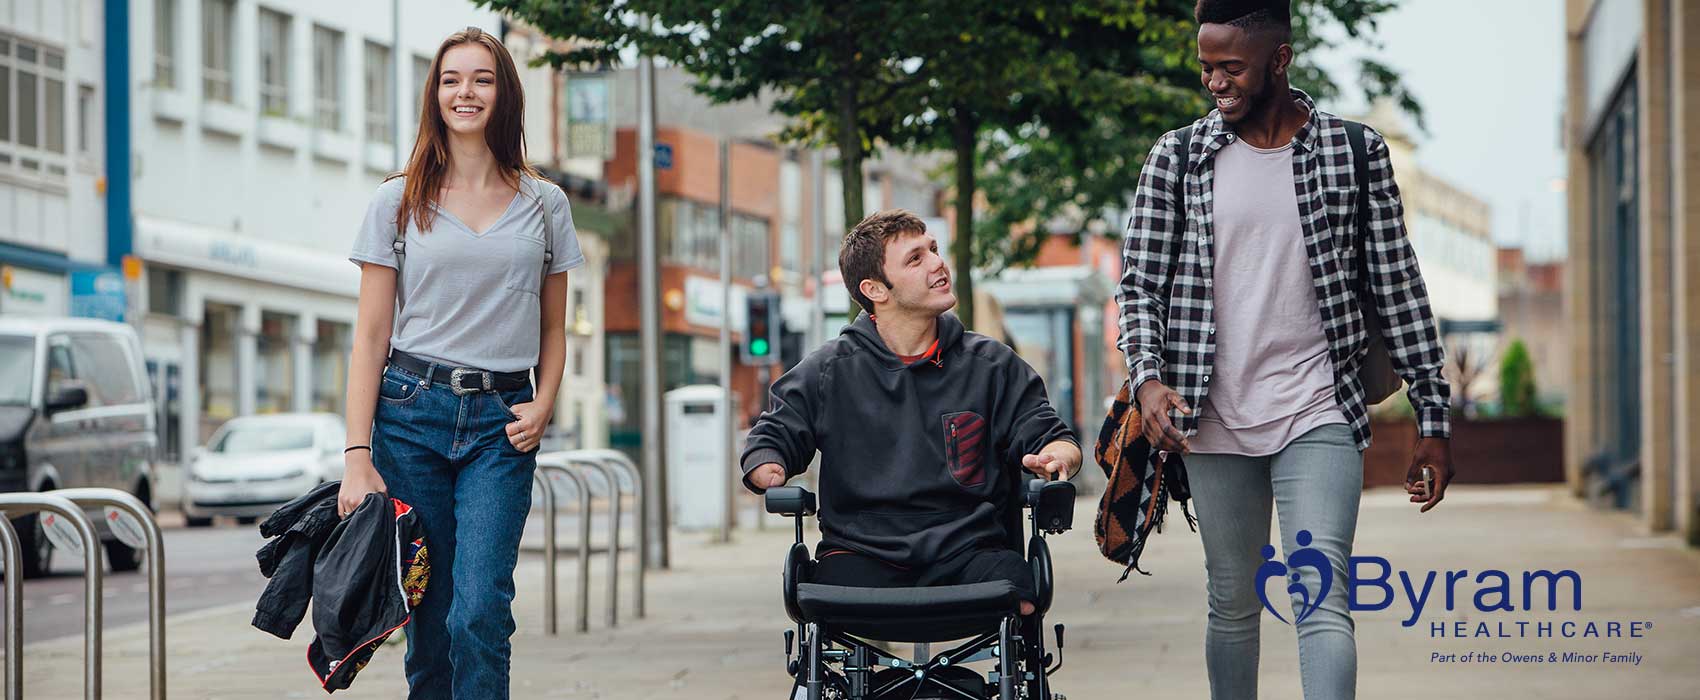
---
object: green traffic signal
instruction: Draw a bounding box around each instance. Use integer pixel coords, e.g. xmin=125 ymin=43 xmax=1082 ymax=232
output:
xmin=750 ymin=338 xmax=771 ymax=356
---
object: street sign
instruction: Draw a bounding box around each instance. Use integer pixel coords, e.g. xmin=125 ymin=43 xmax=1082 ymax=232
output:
xmin=655 ymin=143 xmax=674 ymax=170
xmin=565 ymin=71 xmax=613 ymax=160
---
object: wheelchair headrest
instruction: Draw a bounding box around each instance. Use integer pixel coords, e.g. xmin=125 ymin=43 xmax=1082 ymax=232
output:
xmin=765 ymin=486 xmax=817 ymax=516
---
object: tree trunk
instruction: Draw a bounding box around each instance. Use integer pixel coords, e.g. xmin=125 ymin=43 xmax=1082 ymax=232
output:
xmin=835 ymin=67 xmax=865 ymax=232
xmin=951 ymin=111 xmax=978 ymax=330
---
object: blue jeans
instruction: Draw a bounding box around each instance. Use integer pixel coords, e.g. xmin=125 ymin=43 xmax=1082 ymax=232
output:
xmin=1184 ymin=423 xmax=1362 ymax=700
xmin=372 ymin=363 xmax=537 ymax=700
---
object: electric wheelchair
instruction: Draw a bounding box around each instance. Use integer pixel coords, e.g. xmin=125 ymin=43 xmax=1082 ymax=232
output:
xmin=764 ymin=474 xmax=1075 ymax=700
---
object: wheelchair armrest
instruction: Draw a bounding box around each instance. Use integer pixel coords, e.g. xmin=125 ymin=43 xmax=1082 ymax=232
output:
xmin=1026 ymin=478 xmax=1075 ymax=534
xmin=766 ymin=486 xmax=818 ymax=517
xmin=782 ymin=541 xmax=812 ymax=624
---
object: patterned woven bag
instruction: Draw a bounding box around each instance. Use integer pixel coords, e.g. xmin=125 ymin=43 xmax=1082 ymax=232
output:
xmin=1093 ymin=380 xmax=1195 ymax=581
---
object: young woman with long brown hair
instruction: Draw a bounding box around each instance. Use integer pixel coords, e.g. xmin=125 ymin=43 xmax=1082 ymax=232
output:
xmin=341 ymin=27 xmax=582 ymax=697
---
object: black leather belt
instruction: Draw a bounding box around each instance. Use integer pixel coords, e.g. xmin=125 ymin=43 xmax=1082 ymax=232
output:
xmin=387 ymin=350 xmax=531 ymax=396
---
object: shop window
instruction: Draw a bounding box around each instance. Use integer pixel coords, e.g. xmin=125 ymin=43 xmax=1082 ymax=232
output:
xmin=256 ymin=311 xmax=296 ymax=413
xmin=313 ymin=320 xmax=351 ymax=415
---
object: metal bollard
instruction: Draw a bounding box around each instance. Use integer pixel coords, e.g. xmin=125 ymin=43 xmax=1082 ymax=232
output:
xmin=578 ymin=448 xmax=645 ymax=618
xmin=0 ymin=515 xmax=19 ymax=700
xmin=533 ymin=462 xmax=592 ymax=634
xmin=53 ymin=489 xmax=166 ymax=700
xmin=563 ymin=457 xmax=621 ymax=627
xmin=0 ymin=493 xmax=103 ymax=700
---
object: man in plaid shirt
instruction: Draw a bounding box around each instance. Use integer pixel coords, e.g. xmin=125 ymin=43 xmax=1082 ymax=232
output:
xmin=1116 ymin=1 xmax=1454 ymax=697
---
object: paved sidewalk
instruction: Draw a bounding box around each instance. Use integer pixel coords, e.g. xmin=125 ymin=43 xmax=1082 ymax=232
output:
xmin=16 ymin=485 xmax=1700 ymax=698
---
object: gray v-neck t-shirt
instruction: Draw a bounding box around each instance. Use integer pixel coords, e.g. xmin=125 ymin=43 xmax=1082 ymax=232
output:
xmin=1190 ymin=138 xmax=1347 ymax=456
xmin=349 ymin=174 xmax=585 ymax=373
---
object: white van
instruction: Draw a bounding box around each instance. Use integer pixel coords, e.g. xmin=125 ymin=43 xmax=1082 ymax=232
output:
xmin=0 ymin=317 xmax=157 ymax=578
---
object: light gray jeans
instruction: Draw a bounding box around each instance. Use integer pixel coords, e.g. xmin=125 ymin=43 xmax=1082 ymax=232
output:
xmin=1184 ymin=422 xmax=1363 ymax=700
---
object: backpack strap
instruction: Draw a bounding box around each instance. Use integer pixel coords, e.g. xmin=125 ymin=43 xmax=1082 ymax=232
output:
xmin=392 ymin=204 xmax=409 ymax=318
xmin=535 ymin=178 xmax=555 ymax=273
xmin=1343 ymin=120 xmax=1370 ymax=294
xmin=1170 ymin=124 xmax=1195 ymax=212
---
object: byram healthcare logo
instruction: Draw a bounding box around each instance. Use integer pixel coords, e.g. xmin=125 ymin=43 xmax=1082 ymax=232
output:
xmin=1254 ymin=529 xmax=1331 ymax=624
xmin=1253 ymin=529 xmax=1652 ymax=640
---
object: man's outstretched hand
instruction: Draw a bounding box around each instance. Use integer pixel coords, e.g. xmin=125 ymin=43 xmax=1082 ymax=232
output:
xmin=1021 ymin=440 xmax=1082 ymax=481
xmin=744 ymin=462 xmax=787 ymax=492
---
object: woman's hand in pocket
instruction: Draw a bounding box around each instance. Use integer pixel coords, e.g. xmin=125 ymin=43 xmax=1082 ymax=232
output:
xmin=504 ymin=399 xmax=552 ymax=452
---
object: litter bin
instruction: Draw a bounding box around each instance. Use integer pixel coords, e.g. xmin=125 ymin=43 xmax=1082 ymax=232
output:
xmin=663 ymin=385 xmax=740 ymax=530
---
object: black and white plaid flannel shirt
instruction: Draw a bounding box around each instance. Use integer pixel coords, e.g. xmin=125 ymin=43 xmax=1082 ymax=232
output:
xmin=1116 ymin=89 xmax=1450 ymax=451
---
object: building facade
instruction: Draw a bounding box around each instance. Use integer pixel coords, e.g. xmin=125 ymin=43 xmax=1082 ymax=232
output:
xmin=1357 ymin=100 xmax=1499 ymax=414
xmin=1497 ymin=247 xmax=1566 ymax=409
xmin=1 ymin=0 xmax=118 ymax=318
xmin=1565 ymin=0 xmax=1700 ymax=542
xmin=126 ymin=1 xmax=608 ymax=473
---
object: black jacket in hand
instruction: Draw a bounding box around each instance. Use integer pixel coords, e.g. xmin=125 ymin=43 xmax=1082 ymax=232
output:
xmin=252 ymin=481 xmax=430 ymax=692
xmin=740 ymin=311 xmax=1076 ymax=568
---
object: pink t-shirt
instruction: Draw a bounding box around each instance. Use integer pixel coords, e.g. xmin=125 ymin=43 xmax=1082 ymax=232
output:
xmin=1189 ymin=137 xmax=1348 ymax=456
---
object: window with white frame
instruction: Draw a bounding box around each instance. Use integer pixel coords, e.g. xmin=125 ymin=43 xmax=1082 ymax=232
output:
xmin=153 ymin=0 xmax=176 ymax=88
xmin=411 ymin=54 xmax=432 ymax=118
xmin=313 ymin=25 xmax=344 ymax=130
xmin=780 ymin=158 xmax=802 ymax=277
xmin=258 ymin=9 xmax=291 ymax=116
xmin=77 ymin=83 xmax=94 ymax=158
xmin=0 ymin=33 xmax=70 ymax=178
xmin=201 ymin=0 xmax=235 ymax=103
xmin=363 ymin=41 xmax=393 ymax=143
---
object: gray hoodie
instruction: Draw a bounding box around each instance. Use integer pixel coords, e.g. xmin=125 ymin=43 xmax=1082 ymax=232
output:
xmin=741 ymin=311 xmax=1075 ymax=568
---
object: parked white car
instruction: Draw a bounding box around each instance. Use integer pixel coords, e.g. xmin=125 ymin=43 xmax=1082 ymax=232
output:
xmin=182 ymin=413 xmax=346 ymax=527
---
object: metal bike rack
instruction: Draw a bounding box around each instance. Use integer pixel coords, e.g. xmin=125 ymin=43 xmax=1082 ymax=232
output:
xmin=561 ymin=455 xmax=624 ymax=628
xmin=53 ymin=488 xmax=166 ymax=700
xmin=576 ymin=448 xmax=645 ymax=618
xmin=0 ymin=515 xmax=20 ymax=700
xmin=0 ymin=493 xmax=103 ymax=700
xmin=532 ymin=462 xmax=592 ymax=634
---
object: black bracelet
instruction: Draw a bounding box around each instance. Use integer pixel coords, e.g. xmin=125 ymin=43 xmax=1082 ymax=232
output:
xmin=344 ymin=445 xmax=372 ymax=454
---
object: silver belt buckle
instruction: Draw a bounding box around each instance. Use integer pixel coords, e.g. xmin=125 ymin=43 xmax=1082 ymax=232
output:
xmin=449 ymin=367 xmax=491 ymax=396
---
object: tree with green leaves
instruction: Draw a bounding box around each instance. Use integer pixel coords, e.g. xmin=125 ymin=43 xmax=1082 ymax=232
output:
xmin=482 ymin=0 xmax=921 ymax=231
xmin=1499 ymin=339 xmax=1537 ymax=418
xmin=972 ymin=0 xmax=1424 ymax=274
xmin=486 ymin=0 xmax=1420 ymax=329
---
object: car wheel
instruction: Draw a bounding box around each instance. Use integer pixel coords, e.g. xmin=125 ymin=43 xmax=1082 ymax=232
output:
xmin=184 ymin=516 xmax=214 ymax=528
xmin=17 ymin=513 xmax=53 ymax=579
xmin=105 ymin=539 xmax=144 ymax=572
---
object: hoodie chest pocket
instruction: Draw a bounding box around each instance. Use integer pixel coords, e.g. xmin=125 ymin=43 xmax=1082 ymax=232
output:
xmin=943 ymin=411 xmax=988 ymax=488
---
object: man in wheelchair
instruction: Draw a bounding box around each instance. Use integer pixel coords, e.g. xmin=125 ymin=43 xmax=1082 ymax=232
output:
xmin=740 ymin=210 xmax=1081 ymax=700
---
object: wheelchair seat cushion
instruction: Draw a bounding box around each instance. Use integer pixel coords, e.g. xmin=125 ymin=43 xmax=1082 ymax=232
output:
xmin=795 ymin=581 xmax=1023 ymax=643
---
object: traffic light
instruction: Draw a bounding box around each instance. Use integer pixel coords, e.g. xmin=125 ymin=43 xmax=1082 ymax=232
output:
xmin=742 ymin=292 xmax=782 ymax=365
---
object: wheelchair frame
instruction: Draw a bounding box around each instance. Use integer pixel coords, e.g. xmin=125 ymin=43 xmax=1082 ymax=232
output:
xmin=765 ymin=477 xmax=1075 ymax=700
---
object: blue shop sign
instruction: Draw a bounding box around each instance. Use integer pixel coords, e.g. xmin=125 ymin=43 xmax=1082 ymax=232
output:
xmin=70 ymin=269 xmax=126 ymax=322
